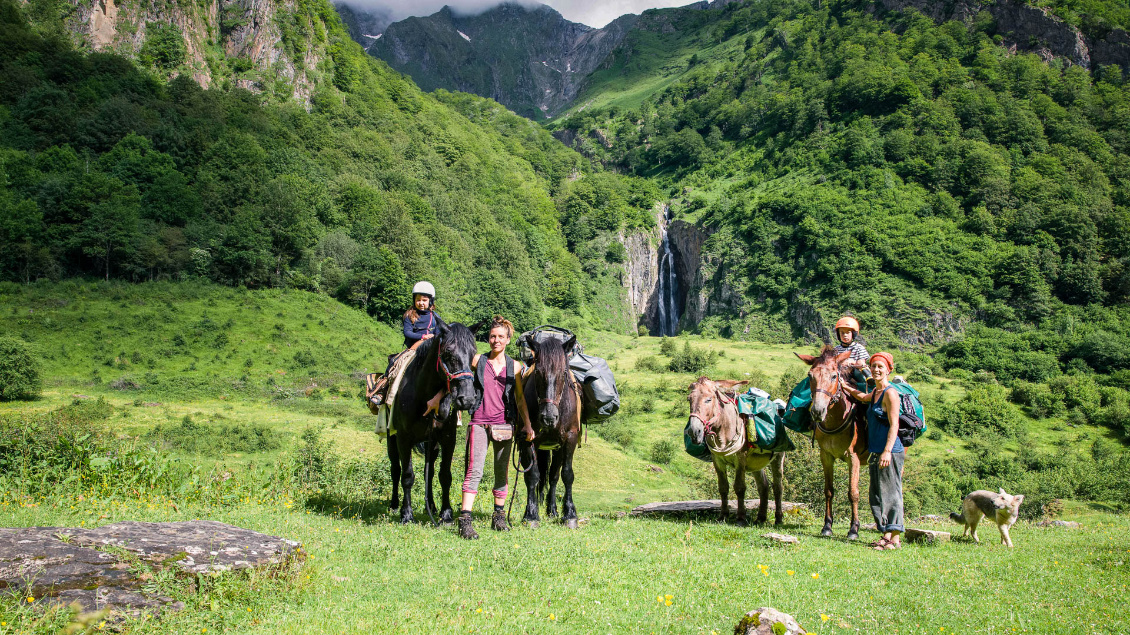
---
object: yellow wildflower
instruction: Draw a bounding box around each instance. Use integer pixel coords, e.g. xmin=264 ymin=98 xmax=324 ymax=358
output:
xmin=549 ymin=613 xmax=556 ymax=621
xmin=665 ymin=594 xmax=673 ymax=601
xmin=787 ymin=570 xmax=795 ymax=576
xmin=821 ymin=614 xmax=830 ymax=622
xmin=811 ymin=573 xmax=820 ymax=579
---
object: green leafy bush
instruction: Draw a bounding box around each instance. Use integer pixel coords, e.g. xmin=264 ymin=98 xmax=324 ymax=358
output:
xmin=668 ymin=341 xmax=717 ymax=374
xmin=146 ymin=415 xmax=280 ymax=454
xmin=0 ymin=336 xmax=42 ymax=401
xmin=936 ymin=385 xmax=1024 ymax=439
xmin=634 ymin=355 xmax=666 ymax=372
xmin=659 ymin=337 xmax=676 ymax=356
xmin=649 ymin=439 xmax=676 ymax=465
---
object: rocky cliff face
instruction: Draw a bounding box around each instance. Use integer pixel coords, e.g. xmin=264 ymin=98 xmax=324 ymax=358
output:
xmin=621 ymin=226 xmax=660 ymax=334
xmin=64 ymin=0 xmax=337 ymax=104
xmin=367 ymin=3 xmax=637 ymax=119
xmin=877 ymin=0 xmax=1130 ymax=71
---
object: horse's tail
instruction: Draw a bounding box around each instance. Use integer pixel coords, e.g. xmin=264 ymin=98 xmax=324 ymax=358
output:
xmin=950 ymin=511 xmax=965 ymax=524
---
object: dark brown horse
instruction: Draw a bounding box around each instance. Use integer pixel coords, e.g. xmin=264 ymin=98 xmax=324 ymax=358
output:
xmin=518 ymin=335 xmax=584 ymax=529
xmin=390 ymin=321 xmax=478 ymax=525
xmin=684 ymin=377 xmax=786 ymax=525
xmin=795 ymin=347 xmax=870 ymax=539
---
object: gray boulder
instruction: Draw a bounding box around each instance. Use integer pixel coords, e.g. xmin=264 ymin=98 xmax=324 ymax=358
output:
xmin=0 ymin=521 xmax=302 ymax=617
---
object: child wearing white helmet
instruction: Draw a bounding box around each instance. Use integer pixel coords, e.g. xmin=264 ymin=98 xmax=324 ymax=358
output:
xmin=402 ymin=281 xmax=439 ymax=348
xmin=369 ymin=282 xmax=442 ymax=408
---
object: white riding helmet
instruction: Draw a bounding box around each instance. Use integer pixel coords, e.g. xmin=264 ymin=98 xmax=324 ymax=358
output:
xmin=412 ymin=281 xmax=436 ymax=299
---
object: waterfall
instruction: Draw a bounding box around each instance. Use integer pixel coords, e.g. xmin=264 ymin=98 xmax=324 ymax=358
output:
xmin=656 ymin=208 xmax=680 ymax=336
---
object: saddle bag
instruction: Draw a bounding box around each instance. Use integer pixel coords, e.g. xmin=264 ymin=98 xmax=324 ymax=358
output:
xmin=890 ymin=380 xmax=926 ymax=447
xmin=738 ymin=388 xmax=796 ymax=453
xmin=518 ymin=325 xmax=620 ymax=424
xmin=782 ymin=377 xmax=813 ymax=433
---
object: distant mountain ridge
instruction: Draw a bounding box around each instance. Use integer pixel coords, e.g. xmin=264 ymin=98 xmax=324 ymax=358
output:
xmin=364 ymin=3 xmax=639 ymax=118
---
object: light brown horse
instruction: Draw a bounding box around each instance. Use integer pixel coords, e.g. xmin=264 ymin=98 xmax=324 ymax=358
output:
xmin=795 ymin=347 xmax=870 ymax=539
xmin=685 ymin=377 xmax=785 ymax=526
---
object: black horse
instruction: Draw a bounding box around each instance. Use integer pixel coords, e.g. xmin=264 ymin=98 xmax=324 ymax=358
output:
xmin=518 ymin=335 xmax=584 ymax=529
xmin=389 ymin=321 xmax=477 ymax=524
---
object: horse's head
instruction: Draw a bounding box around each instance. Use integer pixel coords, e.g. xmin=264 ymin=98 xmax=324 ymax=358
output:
xmin=531 ymin=334 xmax=576 ymax=428
xmin=795 ymin=346 xmax=852 ymax=423
xmin=436 ymin=322 xmax=477 ymax=418
xmin=687 ymin=376 xmax=748 ymax=443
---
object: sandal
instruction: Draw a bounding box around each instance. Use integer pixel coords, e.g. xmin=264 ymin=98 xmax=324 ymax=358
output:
xmin=869 ymin=538 xmax=891 ymax=550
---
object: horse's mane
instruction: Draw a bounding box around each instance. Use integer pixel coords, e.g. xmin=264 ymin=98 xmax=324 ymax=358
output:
xmin=532 ymin=336 xmax=568 ymax=380
xmin=441 ymin=322 xmax=476 ymax=357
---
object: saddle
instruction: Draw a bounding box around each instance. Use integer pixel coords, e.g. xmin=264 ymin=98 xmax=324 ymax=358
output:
xmin=365 ymin=348 xmax=418 ymax=437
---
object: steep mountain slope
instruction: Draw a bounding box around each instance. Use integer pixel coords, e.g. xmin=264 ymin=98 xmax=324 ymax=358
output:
xmin=0 ymin=0 xmax=655 ymax=334
xmin=367 ymin=3 xmax=638 ymax=119
xmin=554 ymin=0 xmax=1130 ymax=365
xmin=334 ymin=2 xmax=393 ymax=51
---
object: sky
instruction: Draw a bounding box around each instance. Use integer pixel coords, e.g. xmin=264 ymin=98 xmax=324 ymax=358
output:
xmin=342 ymin=0 xmax=696 ymax=29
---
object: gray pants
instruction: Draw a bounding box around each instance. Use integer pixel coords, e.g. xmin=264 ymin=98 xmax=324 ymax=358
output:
xmin=869 ymin=451 xmax=905 ymax=533
xmin=462 ymin=425 xmax=511 ymax=498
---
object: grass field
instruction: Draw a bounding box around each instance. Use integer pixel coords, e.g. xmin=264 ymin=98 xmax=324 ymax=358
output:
xmin=0 ymin=282 xmax=1127 ymax=633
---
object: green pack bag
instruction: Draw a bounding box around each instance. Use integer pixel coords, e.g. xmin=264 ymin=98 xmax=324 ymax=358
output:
xmin=782 ymin=377 xmax=813 ymax=433
xmin=737 ymin=389 xmax=796 ymax=453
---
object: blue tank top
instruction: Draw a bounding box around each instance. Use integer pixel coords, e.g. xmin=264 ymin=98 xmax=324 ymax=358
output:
xmin=867 ymin=387 xmax=904 ymax=455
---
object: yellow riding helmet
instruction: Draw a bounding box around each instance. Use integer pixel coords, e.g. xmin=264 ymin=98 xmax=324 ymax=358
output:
xmin=834 ymin=316 xmax=860 ymax=333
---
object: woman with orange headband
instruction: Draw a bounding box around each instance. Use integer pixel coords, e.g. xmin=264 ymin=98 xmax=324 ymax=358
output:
xmin=841 ymin=351 xmax=904 ymax=550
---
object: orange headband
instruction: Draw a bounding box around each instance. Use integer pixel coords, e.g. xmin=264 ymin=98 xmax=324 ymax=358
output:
xmin=870 ymin=352 xmax=894 ymax=372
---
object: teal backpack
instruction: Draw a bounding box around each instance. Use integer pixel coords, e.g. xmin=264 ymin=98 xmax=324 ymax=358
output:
xmin=890 ymin=380 xmax=926 ymax=446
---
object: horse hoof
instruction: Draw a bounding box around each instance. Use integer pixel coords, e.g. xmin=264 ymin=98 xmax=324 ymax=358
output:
xmin=525 ymin=520 xmax=540 ymax=529
xmin=401 ymin=516 xmax=414 ymax=525
xmin=565 ymin=518 xmax=578 ymax=529
xmin=847 ymin=531 xmax=859 ymax=541
xmin=820 ymin=527 xmax=833 ymax=537
xmin=736 ymin=519 xmax=749 ymax=528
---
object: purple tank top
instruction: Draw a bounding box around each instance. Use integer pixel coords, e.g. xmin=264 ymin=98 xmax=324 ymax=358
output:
xmin=472 ymin=360 xmax=506 ymax=426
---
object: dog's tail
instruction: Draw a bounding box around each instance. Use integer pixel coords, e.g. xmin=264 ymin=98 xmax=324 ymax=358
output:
xmin=950 ymin=511 xmax=965 ymax=524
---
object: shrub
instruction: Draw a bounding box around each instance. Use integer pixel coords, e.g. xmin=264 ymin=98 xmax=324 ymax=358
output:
xmin=0 ymin=336 xmax=42 ymax=401
xmin=668 ymin=341 xmax=717 ymax=374
xmin=775 ymin=366 xmax=808 ymax=401
xmin=634 ymin=355 xmax=666 ymax=372
xmin=936 ymin=385 xmax=1024 ymax=438
xmin=293 ymin=349 xmax=317 ymax=368
xmin=594 ymin=418 xmax=633 ymax=448
xmin=659 ymin=337 xmax=676 ymax=356
xmin=1008 ymin=381 xmax=1064 ymax=418
xmin=146 ymin=416 xmax=281 ymax=454
xmin=650 ymin=439 xmax=676 ymax=465
xmin=1047 ymin=374 xmax=1102 ymax=421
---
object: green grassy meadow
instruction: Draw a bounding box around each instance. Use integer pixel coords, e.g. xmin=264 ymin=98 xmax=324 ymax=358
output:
xmin=1 ymin=282 xmax=1128 ymax=633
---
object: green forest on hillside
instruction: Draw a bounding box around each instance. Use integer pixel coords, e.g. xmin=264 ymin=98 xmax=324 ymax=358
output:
xmin=0 ymin=0 xmax=656 ymax=334
xmin=556 ymin=0 xmax=1130 ymax=363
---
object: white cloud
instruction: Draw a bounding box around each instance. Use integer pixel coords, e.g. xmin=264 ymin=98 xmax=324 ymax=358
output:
xmin=340 ymin=0 xmax=697 ymax=29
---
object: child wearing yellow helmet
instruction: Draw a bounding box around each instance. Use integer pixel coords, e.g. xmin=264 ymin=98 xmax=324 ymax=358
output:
xmin=832 ymin=315 xmax=871 ymax=380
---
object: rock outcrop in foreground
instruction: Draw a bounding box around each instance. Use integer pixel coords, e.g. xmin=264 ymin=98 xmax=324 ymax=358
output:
xmin=0 ymin=521 xmax=302 ymax=617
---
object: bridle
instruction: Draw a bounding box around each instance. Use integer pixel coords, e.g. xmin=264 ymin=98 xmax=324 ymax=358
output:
xmin=435 ymin=341 xmax=472 ymax=391
xmin=810 ymin=366 xmax=854 ymax=436
xmin=536 ymin=365 xmax=579 ymax=409
xmin=691 ymin=386 xmax=743 ymax=456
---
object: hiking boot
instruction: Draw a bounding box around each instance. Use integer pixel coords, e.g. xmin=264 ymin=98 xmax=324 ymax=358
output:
xmin=368 ymin=375 xmax=389 ymax=406
xmin=458 ymin=514 xmax=479 ymax=540
xmin=491 ymin=510 xmax=510 ymax=532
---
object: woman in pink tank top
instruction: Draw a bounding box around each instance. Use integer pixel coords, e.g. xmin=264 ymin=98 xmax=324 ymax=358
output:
xmin=458 ymin=316 xmax=525 ymax=540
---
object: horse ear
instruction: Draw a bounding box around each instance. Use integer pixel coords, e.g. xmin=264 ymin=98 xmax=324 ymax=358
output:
xmin=715 ymin=379 xmax=749 ymax=392
xmin=435 ymin=321 xmax=448 ymax=338
xmin=834 ymin=350 xmax=852 ymax=364
xmin=563 ymin=335 xmax=577 ymax=355
xmin=795 ymin=352 xmax=817 ymax=364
